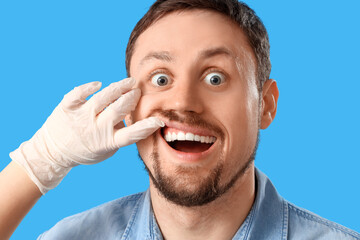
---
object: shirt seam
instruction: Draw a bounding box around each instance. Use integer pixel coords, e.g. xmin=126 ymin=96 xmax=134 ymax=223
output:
xmin=282 ymin=199 xmax=289 ymax=240
xmin=242 ymin=197 xmax=257 ymax=239
xmin=121 ymin=194 xmax=143 ymax=240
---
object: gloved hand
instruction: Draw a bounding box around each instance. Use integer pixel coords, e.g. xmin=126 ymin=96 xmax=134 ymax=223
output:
xmin=9 ymin=78 xmax=164 ymax=194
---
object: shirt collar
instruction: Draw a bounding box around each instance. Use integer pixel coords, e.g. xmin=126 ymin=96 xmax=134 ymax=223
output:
xmin=233 ymin=168 xmax=288 ymax=240
xmin=123 ymin=168 xmax=288 ymax=240
xmin=121 ymin=190 xmax=163 ymax=240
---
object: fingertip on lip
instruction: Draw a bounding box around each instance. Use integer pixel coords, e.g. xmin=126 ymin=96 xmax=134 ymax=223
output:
xmin=148 ymin=117 xmax=165 ymax=127
xmin=159 ymin=120 xmax=165 ymax=127
xmin=151 ymin=116 xmax=168 ymax=127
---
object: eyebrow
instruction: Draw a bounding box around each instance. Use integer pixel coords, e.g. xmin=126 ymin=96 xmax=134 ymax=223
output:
xmin=199 ymin=46 xmax=235 ymax=60
xmin=138 ymin=46 xmax=235 ymax=68
xmin=140 ymin=51 xmax=173 ymax=66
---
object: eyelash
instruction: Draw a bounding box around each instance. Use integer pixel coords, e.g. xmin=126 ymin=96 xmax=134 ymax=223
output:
xmin=147 ymin=69 xmax=171 ymax=81
xmin=202 ymin=67 xmax=227 ymax=79
xmin=147 ymin=67 xmax=227 ymax=84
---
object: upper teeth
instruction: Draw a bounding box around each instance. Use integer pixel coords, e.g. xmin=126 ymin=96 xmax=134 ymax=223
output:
xmin=165 ymin=131 xmax=216 ymax=144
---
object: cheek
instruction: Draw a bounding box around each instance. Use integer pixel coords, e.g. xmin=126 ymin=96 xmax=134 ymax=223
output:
xmin=131 ymin=93 xmax=163 ymax=162
xmin=131 ymin=93 xmax=161 ymax=122
xmin=220 ymin=87 xmax=259 ymax=159
xmin=135 ymin=136 xmax=153 ymax=161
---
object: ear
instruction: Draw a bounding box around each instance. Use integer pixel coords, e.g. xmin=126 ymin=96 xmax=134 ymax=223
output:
xmin=260 ymin=79 xmax=279 ymax=129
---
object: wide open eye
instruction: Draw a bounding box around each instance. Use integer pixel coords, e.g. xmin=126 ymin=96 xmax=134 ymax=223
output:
xmin=151 ymin=73 xmax=171 ymax=87
xmin=204 ymin=72 xmax=225 ymax=86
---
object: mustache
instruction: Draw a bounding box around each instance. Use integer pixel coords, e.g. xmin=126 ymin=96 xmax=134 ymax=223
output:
xmin=147 ymin=109 xmax=225 ymax=140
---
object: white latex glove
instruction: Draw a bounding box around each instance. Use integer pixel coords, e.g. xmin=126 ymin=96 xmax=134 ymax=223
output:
xmin=10 ymin=78 xmax=164 ymax=194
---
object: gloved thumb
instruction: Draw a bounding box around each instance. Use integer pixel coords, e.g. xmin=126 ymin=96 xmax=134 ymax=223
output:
xmin=114 ymin=117 xmax=165 ymax=148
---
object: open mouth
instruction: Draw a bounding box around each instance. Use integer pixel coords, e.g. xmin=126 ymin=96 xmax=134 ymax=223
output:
xmin=161 ymin=127 xmax=216 ymax=153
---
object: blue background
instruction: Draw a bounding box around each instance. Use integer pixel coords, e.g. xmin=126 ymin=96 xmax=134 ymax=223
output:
xmin=1 ymin=1 xmax=359 ymax=239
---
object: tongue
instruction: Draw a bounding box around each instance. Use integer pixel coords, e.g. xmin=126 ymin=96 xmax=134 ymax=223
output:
xmin=171 ymin=141 xmax=211 ymax=153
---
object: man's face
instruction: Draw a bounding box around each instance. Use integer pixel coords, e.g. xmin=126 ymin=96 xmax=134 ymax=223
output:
xmin=128 ymin=10 xmax=261 ymax=206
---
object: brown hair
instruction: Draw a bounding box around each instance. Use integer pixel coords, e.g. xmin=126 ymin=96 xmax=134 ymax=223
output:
xmin=125 ymin=0 xmax=271 ymax=91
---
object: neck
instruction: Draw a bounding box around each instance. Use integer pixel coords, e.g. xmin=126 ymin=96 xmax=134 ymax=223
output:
xmin=150 ymin=166 xmax=256 ymax=240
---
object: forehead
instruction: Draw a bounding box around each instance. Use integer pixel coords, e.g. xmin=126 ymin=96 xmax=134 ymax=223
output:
xmin=130 ymin=9 xmax=256 ymax=75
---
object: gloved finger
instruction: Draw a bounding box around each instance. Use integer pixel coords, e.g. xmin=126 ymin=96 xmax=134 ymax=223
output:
xmin=114 ymin=117 xmax=165 ymax=148
xmin=86 ymin=77 xmax=136 ymax=114
xmin=62 ymin=81 xmax=102 ymax=110
xmin=96 ymin=88 xmax=141 ymax=127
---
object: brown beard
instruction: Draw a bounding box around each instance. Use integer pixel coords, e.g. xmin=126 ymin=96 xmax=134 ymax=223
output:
xmin=138 ymin=109 xmax=260 ymax=207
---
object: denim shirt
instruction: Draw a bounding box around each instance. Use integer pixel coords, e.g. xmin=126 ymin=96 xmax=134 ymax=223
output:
xmin=38 ymin=168 xmax=360 ymax=240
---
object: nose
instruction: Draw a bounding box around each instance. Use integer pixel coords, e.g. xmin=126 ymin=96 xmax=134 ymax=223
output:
xmin=163 ymin=79 xmax=204 ymax=115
